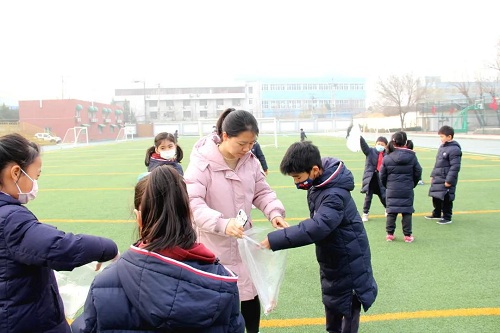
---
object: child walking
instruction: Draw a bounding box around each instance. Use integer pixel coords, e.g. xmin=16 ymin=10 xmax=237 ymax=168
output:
xmin=380 ymin=131 xmax=422 ymax=243
xmin=359 ymin=135 xmax=388 ymax=222
xmin=144 ymin=132 xmax=184 ymax=175
xmin=72 ymin=166 xmax=244 ymax=332
xmin=261 ymin=141 xmax=377 ymax=333
xmin=425 ymin=125 xmax=462 ymax=224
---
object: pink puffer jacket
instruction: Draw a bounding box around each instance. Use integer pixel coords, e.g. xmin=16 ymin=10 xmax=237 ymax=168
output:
xmin=184 ymin=135 xmax=285 ymax=301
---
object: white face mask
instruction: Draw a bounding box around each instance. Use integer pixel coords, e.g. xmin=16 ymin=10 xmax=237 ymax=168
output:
xmin=15 ymin=169 xmax=39 ymax=204
xmin=160 ymin=149 xmax=176 ymax=160
xmin=375 ymin=145 xmax=385 ymax=152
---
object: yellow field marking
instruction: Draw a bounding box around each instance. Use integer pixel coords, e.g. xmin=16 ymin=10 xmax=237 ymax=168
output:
xmin=39 ymin=188 xmax=131 ymax=191
xmin=43 ymin=172 xmax=140 ymax=176
xmin=260 ymin=307 xmax=500 ymax=328
xmin=45 ymin=218 xmax=132 ymax=223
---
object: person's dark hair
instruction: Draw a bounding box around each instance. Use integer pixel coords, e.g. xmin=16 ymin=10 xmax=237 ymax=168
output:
xmin=144 ymin=132 xmax=183 ymax=166
xmin=139 ymin=165 xmax=196 ymax=252
xmin=0 ymin=133 xmax=40 ymax=186
xmin=405 ymin=140 xmax=414 ymax=150
xmin=376 ymin=136 xmax=388 ymax=145
xmin=134 ymin=175 xmax=149 ymax=210
xmin=387 ymin=131 xmax=411 ymax=153
xmin=438 ymin=125 xmax=454 ymax=138
xmin=215 ymin=108 xmax=259 ymax=138
xmin=280 ymin=141 xmax=322 ymax=174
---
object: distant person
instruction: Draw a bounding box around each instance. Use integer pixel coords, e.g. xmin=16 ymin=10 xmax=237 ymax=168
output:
xmin=300 ymin=128 xmax=307 ymax=141
xmin=251 ymin=141 xmax=269 ymax=175
xmin=184 ymin=108 xmax=288 ymax=333
xmin=380 ymin=131 xmax=422 ymax=243
xmin=425 ymin=125 xmax=462 ymax=224
xmin=144 ymin=132 xmax=184 ymax=175
xmin=72 ymin=166 xmax=244 ymax=332
xmin=261 ymin=141 xmax=377 ymax=333
xmin=0 ymin=133 xmax=118 ymax=333
xmin=174 ymin=129 xmax=179 ymax=141
xmin=359 ymin=135 xmax=388 ymax=222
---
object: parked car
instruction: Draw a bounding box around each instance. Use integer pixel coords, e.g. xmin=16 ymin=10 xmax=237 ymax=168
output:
xmin=34 ymin=132 xmax=62 ymax=143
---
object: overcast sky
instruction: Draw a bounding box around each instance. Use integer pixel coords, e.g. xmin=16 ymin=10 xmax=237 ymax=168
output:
xmin=1 ymin=0 xmax=499 ymax=105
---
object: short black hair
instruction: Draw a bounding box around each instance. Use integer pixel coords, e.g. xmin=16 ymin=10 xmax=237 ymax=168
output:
xmin=280 ymin=141 xmax=322 ymax=174
xmin=376 ymin=136 xmax=388 ymax=145
xmin=438 ymin=125 xmax=454 ymax=138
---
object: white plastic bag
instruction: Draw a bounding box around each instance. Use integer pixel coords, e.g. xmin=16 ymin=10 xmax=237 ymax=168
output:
xmin=346 ymin=124 xmax=361 ymax=152
xmin=237 ymin=227 xmax=287 ymax=315
xmin=54 ymin=262 xmax=108 ymax=319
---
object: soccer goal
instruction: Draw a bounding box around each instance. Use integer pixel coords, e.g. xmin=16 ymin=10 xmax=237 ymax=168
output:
xmin=196 ymin=117 xmax=278 ymax=148
xmin=115 ymin=125 xmax=136 ymax=141
xmin=61 ymin=127 xmax=89 ymax=145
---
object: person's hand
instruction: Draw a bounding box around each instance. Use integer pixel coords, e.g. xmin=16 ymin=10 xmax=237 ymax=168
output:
xmin=430 ymin=177 xmax=433 ymax=184
xmin=260 ymin=237 xmax=271 ymax=249
xmin=264 ymin=170 xmax=269 ymax=176
xmin=271 ymin=216 xmax=288 ymax=228
xmin=444 ymin=182 xmax=451 ymax=187
xmin=95 ymin=251 xmax=120 ymax=271
xmin=225 ymin=218 xmax=244 ymax=238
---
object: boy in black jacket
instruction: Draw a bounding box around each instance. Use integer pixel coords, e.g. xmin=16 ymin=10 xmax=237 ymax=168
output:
xmin=260 ymin=141 xmax=377 ymax=333
xmin=425 ymin=126 xmax=462 ymax=224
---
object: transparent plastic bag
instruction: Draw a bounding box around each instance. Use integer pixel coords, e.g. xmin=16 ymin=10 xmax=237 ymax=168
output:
xmin=54 ymin=262 xmax=109 ymax=319
xmin=237 ymin=226 xmax=287 ymax=315
xmin=346 ymin=124 xmax=361 ymax=152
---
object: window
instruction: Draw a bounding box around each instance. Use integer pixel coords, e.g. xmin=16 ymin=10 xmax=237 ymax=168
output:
xmin=261 ymin=84 xmax=268 ymax=90
xmin=262 ymin=101 xmax=269 ymax=108
xmin=148 ymin=100 xmax=158 ymax=107
xmin=249 ymin=98 xmax=253 ymax=105
xmin=183 ymin=100 xmax=191 ymax=107
xmin=248 ymin=87 xmax=253 ymax=94
xmin=199 ymin=99 xmax=208 ymax=106
xmin=166 ymin=100 xmax=174 ymax=107
xmin=166 ymin=111 xmax=174 ymax=118
xmin=216 ymin=99 xmax=224 ymax=107
xmin=150 ymin=112 xmax=158 ymax=120
xmin=183 ymin=111 xmax=191 ymax=119
xmin=200 ymin=110 xmax=208 ymax=118
xmin=232 ymin=99 xmax=240 ymax=106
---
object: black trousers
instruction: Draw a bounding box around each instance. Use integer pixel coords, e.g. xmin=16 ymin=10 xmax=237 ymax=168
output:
xmin=362 ymin=175 xmax=386 ymax=214
xmin=326 ymin=294 xmax=362 ymax=333
xmin=241 ymin=296 xmax=260 ymax=333
xmin=432 ymin=193 xmax=453 ymax=220
xmin=386 ymin=213 xmax=412 ymax=236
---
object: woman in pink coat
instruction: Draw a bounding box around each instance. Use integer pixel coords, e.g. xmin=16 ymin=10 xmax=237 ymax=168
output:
xmin=184 ymin=108 xmax=287 ymax=333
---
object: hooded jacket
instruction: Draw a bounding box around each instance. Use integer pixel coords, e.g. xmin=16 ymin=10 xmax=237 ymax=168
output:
xmin=147 ymin=153 xmax=184 ymax=176
xmin=429 ymin=140 xmax=462 ymax=201
xmin=184 ymin=135 xmax=285 ymax=301
xmin=0 ymin=192 xmax=118 ymax=333
xmin=360 ymin=136 xmax=386 ymax=196
xmin=267 ymin=158 xmax=377 ymax=316
xmin=71 ymin=244 xmax=244 ymax=333
xmin=380 ymin=148 xmax=423 ymax=214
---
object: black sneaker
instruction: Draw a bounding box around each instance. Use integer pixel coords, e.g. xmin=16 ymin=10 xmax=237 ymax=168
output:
xmin=424 ymin=215 xmax=441 ymax=220
xmin=436 ymin=218 xmax=452 ymax=224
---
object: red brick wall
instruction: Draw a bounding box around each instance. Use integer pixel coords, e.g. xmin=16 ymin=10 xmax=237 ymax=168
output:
xmin=19 ymin=99 xmax=125 ymax=142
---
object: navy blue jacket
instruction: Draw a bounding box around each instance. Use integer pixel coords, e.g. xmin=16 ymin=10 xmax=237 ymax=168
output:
xmin=71 ymin=246 xmax=245 ymax=333
xmin=147 ymin=158 xmax=184 ymax=176
xmin=251 ymin=142 xmax=268 ymax=172
xmin=429 ymin=140 xmax=462 ymax=201
xmin=0 ymin=193 xmax=118 ymax=333
xmin=380 ymin=148 xmax=422 ymax=214
xmin=360 ymin=136 xmax=386 ymax=195
xmin=267 ymin=158 xmax=377 ymax=316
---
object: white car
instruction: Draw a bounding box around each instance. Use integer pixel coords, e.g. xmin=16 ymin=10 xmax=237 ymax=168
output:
xmin=34 ymin=133 xmax=62 ymax=143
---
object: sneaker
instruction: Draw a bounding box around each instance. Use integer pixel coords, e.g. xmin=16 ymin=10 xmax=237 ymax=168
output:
xmin=386 ymin=234 xmax=395 ymax=242
xmin=424 ymin=215 xmax=441 ymax=220
xmin=417 ymin=180 xmax=425 ymax=185
xmin=384 ymin=209 xmax=388 ymax=217
xmin=362 ymin=213 xmax=369 ymax=222
xmin=404 ymin=235 xmax=414 ymax=243
xmin=436 ymin=218 xmax=452 ymax=224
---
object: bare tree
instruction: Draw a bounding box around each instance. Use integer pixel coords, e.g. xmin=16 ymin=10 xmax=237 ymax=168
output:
xmin=377 ymin=73 xmax=426 ymax=130
xmin=488 ymin=40 xmax=500 ymax=73
xmin=451 ymin=80 xmax=485 ymax=126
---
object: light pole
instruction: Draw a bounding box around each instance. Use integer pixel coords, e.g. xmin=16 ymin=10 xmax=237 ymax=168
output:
xmin=134 ymin=80 xmax=147 ymax=123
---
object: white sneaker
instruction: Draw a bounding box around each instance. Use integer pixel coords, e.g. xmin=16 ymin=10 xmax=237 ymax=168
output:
xmin=385 ymin=209 xmax=388 ymax=217
xmin=362 ymin=213 xmax=369 ymax=222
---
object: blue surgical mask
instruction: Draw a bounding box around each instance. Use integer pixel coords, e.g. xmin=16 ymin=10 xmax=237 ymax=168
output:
xmin=295 ymin=178 xmax=314 ymax=190
xmin=375 ymin=145 xmax=385 ymax=152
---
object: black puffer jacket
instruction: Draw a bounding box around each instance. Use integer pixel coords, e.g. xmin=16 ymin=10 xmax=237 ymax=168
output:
xmin=380 ymin=148 xmax=422 ymax=214
xmin=429 ymin=140 xmax=462 ymax=200
xmin=268 ymin=158 xmax=377 ymax=316
xmin=360 ymin=136 xmax=386 ymax=195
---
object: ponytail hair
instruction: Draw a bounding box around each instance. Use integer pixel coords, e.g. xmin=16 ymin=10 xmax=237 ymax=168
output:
xmin=387 ymin=131 xmax=408 ymax=153
xmin=215 ymin=108 xmax=259 ymax=138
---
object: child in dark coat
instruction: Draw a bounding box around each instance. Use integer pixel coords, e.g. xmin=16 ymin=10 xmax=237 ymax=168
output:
xmin=425 ymin=125 xmax=462 ymax=224
xmin=261 ymin=141 xmax=377 ymax=333
xmin=144 ymin=132 xmax=184 ymax=175
xmin=360 ymin=135 xmax=388 ymax=222
xmin=380 ymin=131 xmax=422 ymax=243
